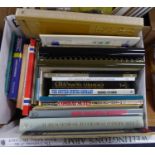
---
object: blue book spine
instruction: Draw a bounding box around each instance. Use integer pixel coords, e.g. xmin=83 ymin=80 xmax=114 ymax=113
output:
xmin=8 ymin=36 xmax=24 ymax=100
xmin=39 ymin=95 xmax=143 ymax=102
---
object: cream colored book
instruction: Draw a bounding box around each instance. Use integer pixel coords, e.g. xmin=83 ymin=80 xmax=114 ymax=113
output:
xmin=16 ymin=44 xmax=28 ymax=109
xmin=16 ymin=8 xmax=144 ymax=38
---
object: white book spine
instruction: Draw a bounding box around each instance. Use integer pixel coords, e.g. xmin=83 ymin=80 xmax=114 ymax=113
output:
xmin=40 ymin=34 xmax=140 ymax=47
xmin=51 ymin=76 xmax=135 ymax=81
xmin=44 ymin=73 xmax=137 ymax=78
xmin=1 ymin=133 xmax=155 ymax=146
xmin=49 ymin=89 xmax=135 ymax=95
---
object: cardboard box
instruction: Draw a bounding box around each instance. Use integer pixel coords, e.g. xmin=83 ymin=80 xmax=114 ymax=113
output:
xmin=144 ymin=8 xmax=155 ymax=47
xmin=0 ymin=15 xmax=22 ymax=124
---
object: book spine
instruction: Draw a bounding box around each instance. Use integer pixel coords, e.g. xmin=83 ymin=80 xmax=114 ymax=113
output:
xmin=39 ymin=95 xmax=143 ymax=102
xmin=19 ymin=116 xmax=144 ymax=132
xmin=38 ymin=59 xmax=145 ymax=67
xmin=49 ymin=89 xmax=135 ymax=95
xmin=40 ymin=35 xmax=140 ymax=47
xmin=5 ymin=32 xmax=16 ymax=95
xmin=39 ymin=47 xmax=145 ymax=61
xmin=29 ymin=109 xmax=143 ymax=118
xmin=16 ymin=45 xmax=28 ymax=109
xmin=35 ymin=100 xmax=143 ymax=109
xmin=16 ymin=8 xmax=143 ymax=37
xmin=22 ymin=39 xmax=36 ymax=116
xmin=44 ymin=72 xmax=137 ymax=78
xmin=44 ymin=100 xmax=143 ymax=106
xmin=1 ymin=133 xmax=155 ymax=146
xmin=51 ymin=76 xmax=135 ymax=81
xmin=8 ymin=36 xmax=23 ymax=100
xmin=50 ymin=81 xmax=135 ymax=89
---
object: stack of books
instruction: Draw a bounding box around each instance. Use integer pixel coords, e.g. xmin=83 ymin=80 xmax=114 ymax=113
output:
xmin=19 ymin=34 xmax=145 ymax=134
xmin=1 ymin=8 xmax=148 ymax=144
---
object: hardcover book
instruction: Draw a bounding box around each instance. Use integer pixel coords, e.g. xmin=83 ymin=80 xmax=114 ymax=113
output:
xmin=16 ymin=8 xmax=144 ymax=38
xmin=39 ymin=34 xmax=141 ymax=47
xmin=8 ymin=36 xmax=24 ymax=100
xmin=19 ymin=116 xmax=144 ymax=132
xmin=16 ymin=44 xmax=29 ymax=109
xmin=29 ymin=108 xmax=143 ymax=118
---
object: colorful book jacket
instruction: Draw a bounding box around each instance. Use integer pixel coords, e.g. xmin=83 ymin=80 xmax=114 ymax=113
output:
xmin=8 ymin=36 xmax=24 ymax=100
xmin=22 ymin=39 xmax=36 ymax=116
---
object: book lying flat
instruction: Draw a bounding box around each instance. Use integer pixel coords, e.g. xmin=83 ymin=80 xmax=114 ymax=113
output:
xmin=1 ymin=124 xmax=155 ymax=146
xmin=39 ymin=47 xmax=145 ymax=57
xmin=16 ymin=8 xmax=143 ymax=37
xmin=29 ymin=108 xmax=143 ymax=118
xmin=40 ymin=34 xmax=141 ymax=47
xmin=39 ymin=95 xmax=143 ymax=102
xmin=19 ymin=116 xmax=144 ymax=132
xmin=49 ymin=89 xmax=135 ymax=95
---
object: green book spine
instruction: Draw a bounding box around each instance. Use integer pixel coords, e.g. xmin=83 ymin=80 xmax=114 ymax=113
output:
xmin=19 ymin=116 xmax=144 ymax=132
xmin=5 ymin=32 xmax=16 ymax=95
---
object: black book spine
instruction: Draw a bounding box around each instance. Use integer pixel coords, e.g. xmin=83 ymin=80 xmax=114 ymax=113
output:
xmin=39 ymin=47 xmax=145 ymax=58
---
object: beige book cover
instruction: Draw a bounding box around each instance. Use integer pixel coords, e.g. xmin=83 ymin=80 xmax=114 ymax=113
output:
xmin=16 ymin=44 xmax=28 ymax=109
xmin=16 ymin=8 xmax=144 ymax=38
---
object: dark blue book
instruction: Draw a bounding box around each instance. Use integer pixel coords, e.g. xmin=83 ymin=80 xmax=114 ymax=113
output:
xmin=39 ymin=95 xmax=143 ymax=102
xmin=8 ymin=36 xmax=24 ymax=100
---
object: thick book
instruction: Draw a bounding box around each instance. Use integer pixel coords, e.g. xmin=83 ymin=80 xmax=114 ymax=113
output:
xmin=39 ymin=46 xmax=145 ymax=58
xmin=19 ymin=116 xmax=144 ymax=132
xmin=39 ymin=95 xmax=143 ymax=102
xmin=16 ymin=8 xmax=143 ymax=37
xmin=8 ymin=36 xmax=24 ymax=100
xmin=1 ymin=125 xmax=155 ymax=146
xmin=39 ymin=47 xmax=145 ymax=67
xmin=39 ymin=34 xmax=140 ymax=47
xmin=29 ymin=108 xmax=143 ymax=118
xmin=16 ymin=44 xmax=29 ymax=109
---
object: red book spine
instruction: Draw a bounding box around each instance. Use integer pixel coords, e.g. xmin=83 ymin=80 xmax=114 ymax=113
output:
xmin=22 ymin=39 xmax=36 ymax=116
xmin=71 ymin=110 xmax=128 ymax=117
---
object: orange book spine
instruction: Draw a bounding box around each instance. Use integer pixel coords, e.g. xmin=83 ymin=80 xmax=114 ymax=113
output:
xmin=22 ymin=39 xmax=36 ymax=116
